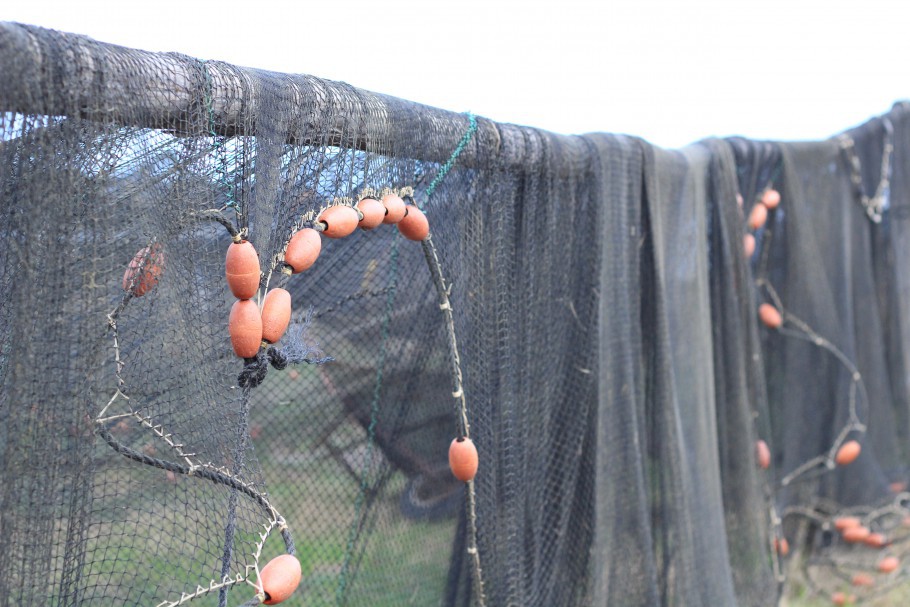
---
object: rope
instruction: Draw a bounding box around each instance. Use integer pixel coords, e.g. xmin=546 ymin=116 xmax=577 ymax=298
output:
xmin=218 ymin=387 xmax=254 ymax=607
xmin=422 ymin=112 xmax=477 ymax=204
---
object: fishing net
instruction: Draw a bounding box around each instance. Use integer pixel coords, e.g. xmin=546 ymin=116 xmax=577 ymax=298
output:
xmin=0 ymin=21 xmax=909 ymax=607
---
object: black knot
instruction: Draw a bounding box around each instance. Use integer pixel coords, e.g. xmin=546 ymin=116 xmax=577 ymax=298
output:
xmin=238 ymin=350 xmax=269 ymax=388
xmin=267 ymin=346 xmax=288 ymax=370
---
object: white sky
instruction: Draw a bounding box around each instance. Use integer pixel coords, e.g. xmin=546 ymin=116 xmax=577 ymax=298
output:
xmin=5 ymin=0 xmax=909 ymax=148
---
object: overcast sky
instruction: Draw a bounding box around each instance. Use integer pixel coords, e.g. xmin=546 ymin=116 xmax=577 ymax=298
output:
xmin=5 ymin=0 xmax=909 ymax=148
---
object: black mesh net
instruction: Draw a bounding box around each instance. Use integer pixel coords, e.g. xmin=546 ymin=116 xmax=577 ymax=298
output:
xmin=1 ymin=21 xmax=910 ymax=607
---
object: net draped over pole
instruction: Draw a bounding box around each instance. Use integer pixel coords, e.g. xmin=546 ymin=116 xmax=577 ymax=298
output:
xmin=1 ymin=22 xmax=909 ymax=607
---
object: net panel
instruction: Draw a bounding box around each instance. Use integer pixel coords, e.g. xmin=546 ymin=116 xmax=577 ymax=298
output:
xmin=1 ymin=21 xmax=910 ymax=607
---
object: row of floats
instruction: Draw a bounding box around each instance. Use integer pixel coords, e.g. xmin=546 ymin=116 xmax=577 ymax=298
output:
xmin=226 ymin=194 xmax=430 ymax=359
xmin=123 ymin=191 xmax=477 ymax=605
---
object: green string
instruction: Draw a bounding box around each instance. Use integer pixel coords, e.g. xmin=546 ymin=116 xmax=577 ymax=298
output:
xmin=335 ymin=236 xmax=401 ymax=604
xmin=335 ymin=113 xmax=475 ymax=603
xmin=423 ymin=112 xmax=478 ymax=205
xmin=199 ymin=60 xmax=237 ymax=212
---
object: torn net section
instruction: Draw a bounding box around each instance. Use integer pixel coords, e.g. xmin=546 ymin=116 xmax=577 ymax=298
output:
xmin=1 ymin=22 xmax=910 ymax=607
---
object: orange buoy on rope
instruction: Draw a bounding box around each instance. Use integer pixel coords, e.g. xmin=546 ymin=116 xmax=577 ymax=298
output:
xmin=258 ymin=554 xmax=302 ymax=605
xmin=318 ymin=205 xmax=359 ymax=238
xmin=743 ymin=233 xmax=756 ymax=258
xmin=851 ymin=572 xmax=874 ymax=587
xmin=758 ymin=303 xmax=783 ymax=329
xmin=842 ymin=526 xmax=870 ymax=543
xmin=229 ymin=300 xmax=263 ymax=358
xmin=226 ymin=240 xmax=260 ymax=300
xmin=381 ymin=193 xmax=407 ymax=224
xmin=261 ymin=288 xmax=292 ymax=344
xmin=123 ymin=244 xmax=165 ymax=296
xmin=356 ymin=197 xmax=385 ymax=230
xmin=449 ymin=437 xmax=479 ymax=482
xmin=865 ymin=533 xmax=888 ymax=548
xmin=834 ymin=517 xmax=862 ymax=532
xmin=762 ymin=189 xmax=781 ymax=209
xmin=836 ymin=440 xmax=861 ymax=466
xmin=398 ymin=205 xmax=430 ymax=241
xmin=775 ymin=537 xmax=790 ymax=556
xmin=285 ymin=228 xmax=321 ymax=273
xmin=748 ymin=203 xmax=769 ymax=230
xmin=755 ymin=439 xmax=771 ymax=470
xmin=878 ymin=556 xmax=899 ymax=573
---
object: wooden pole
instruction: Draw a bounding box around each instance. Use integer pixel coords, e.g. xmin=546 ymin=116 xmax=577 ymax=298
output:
xmin=0 ymin=22 xmax=536 ymax=168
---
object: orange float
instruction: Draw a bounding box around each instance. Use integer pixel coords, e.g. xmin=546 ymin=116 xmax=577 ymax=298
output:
xmin=123 ymin=244 xmax=164 ymax=296
xmin=226 ymin=240 xmax=260 ymax=300
xmin=775 ymin=537 xmax=790 ymax=557
xmin=449 ymin=437 xmax=479 ymax=482
xmin=842 ymin=526 xmax=870 ymax=543
xmin=851 ymin=573 xmax=874 ymax=587
xmin=762 ymin=189 xmax=781 ymax=209
xmin=755 ymin=439 xmax=771 ymax=470
xmin=831 ymin=591 xmax=846 ymax=605
xmin=229 ymin=300 xmax=263 ymax=358
xmin=398 ymin=205 xmax=430 ymax=241
xmin=258 ymin=554 xmax=302 ymax=605
xmin=356 ymin=197 xmax=385 ymax=230
xmin=878 ymin=556 xmax=899 ymax=573
xmin=318 ymin=205 xmax=359 ymax=238
xmin=758 ymin=303 xmax=783 ymax=329
xmin=835 ymin=440 xmax=861 ymax=466
xmin=261 ymin=288 xmax=292 ymax=344
xmin=748 ymin=203 xmax=768 ymax=230
xmin=865 ymin=533 xmax=887 ymax=548
xmin=743 ymin=233 xmax=756 ymax=258
xmin=285 ymin=228 xmax=321 ymax=273
xmin=381 ymin=193 xmax=407 ymax=224
xmin=834 ymin=517 xmax=862 ymax=532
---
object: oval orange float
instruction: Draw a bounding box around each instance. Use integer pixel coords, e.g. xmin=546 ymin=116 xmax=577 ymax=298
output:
xmin=851 ymin=572 xmax=874 ymax=587
xmin=758 ymin=303 xmax=783 ymax=329
xmin=743 ymin=233 xmax=756 ymax=258
xmin=449 ymin=437 xmax=479 ymax=482
xmin=842 ymin=526 xmax=870 ymax=543
xmin=836 ymin=440 xmax=861 ymax=466
xmin=226 ymin=240 xmax=260 ymax=300
xmin=356 ymin=198 xmax=385 ymax=230
xmin=261 ymin=288 xmax=292 ymax=344
xmin=285 ymin=228 xmax=321 ymax=273
xmin=318 ymin=205 xmax=359 ymax=238
xmin=398 ymin=205 xmax=430 ymax=241
xmin=755 ymin=439 xmax=771 ymax=470
xmin=831 ymin=591 xmax=846 ymax=605
xmin=762 ymin=189 xmax=781 ymax=209
xmin=865 ymin=533 xmax=887 ymax=548
xmin=123 ymin=244 xmax=165 ymax=296
xmin=834 ymin=516 xmax=862 ymax=532
xmin=258 ymin=554 xmax=302 ymax=605
xmin=775 ymin=537 xmax=790 ymax=556
xmin=748 ymin=203 xmax=768 ymax=230
xmin=229 ymin=299 xmax=263 ymax=358
xmin=878 ymin=556 xmax=900 ymax=574
xmin=381 ymin=193 xmax=407 ymax=224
